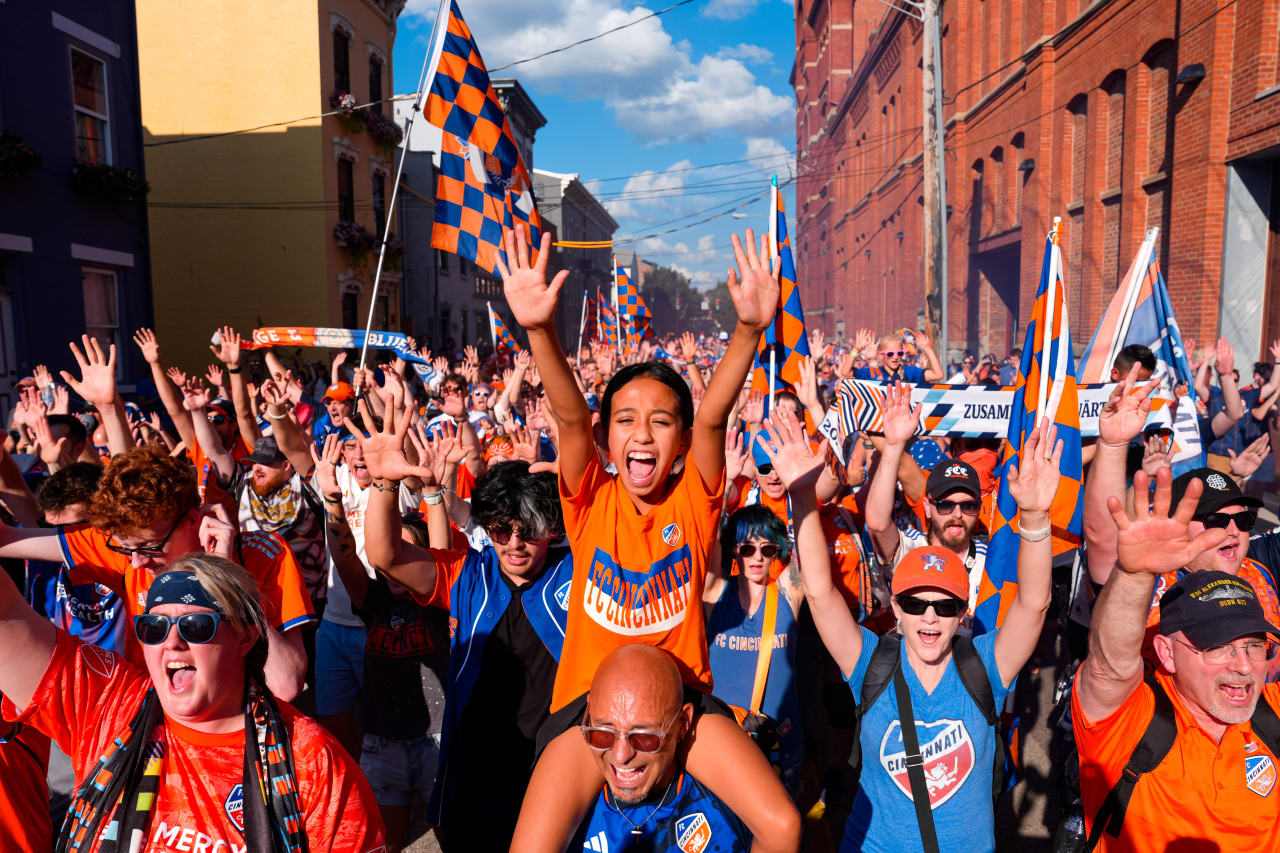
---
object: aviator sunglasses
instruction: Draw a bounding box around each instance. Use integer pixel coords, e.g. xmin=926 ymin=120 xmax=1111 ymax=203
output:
xmin=895 ymin=594 xmax=966 ymax=618
xmin=133 ymin=612 xmax=224 ymax=645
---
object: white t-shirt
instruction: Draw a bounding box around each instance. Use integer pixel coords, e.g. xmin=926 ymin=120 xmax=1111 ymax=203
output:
xmin=323 ymin=464 xmax=421 ymax=627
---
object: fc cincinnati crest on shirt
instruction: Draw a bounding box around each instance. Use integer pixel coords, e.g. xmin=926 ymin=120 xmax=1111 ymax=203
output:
xmin=1247 ymin=754 xmax=1276 ymax=797
xmin=555 ymin=580 xmax=572 ymax=611
xmin=675 ymin=811 xmax=711 ymax=853
xmin=224 ymin=783 xmax=245 ymax=831
xmin=584 ymin=547 xmax=693 ymax=636
xmin=880 ymin=718 xmax=975 ymax=807
xmin=662 ymin=523 xmax=682 ymax=547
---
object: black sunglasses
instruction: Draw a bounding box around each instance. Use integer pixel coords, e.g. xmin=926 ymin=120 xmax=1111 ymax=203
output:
xmin=134 ymin=612 xmax=223 ymax=645
xmin=756 ymin=463 xmax=774 ymax=476
xmin=736 ymin=543 xmax=779 ymax=559
xmin=1196 ymin=510 xmax=1257 ymax=533
xmin=933 ymin=499 xmax=980 ymax=515
xmin=895 ymin=594 xmax=966 ymax=618
xmin=208 ymin=414 xmax=227 ymax=426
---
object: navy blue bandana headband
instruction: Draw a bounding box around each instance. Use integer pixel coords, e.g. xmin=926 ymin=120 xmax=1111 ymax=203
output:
xmin=144 ymin=570 xmax=222 ymax=613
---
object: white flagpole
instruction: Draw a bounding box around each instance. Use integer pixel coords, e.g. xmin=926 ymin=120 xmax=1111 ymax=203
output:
xmin=356 ymin=0 xmax=450 ymax=378
xmin=487 ymin=301 xmax=498 ymax=352
xmin=768 ymin=178 xmax=778 ymax=403
xmin=576 ymin=289 xmax=589 ymax=359
xmin=1107 ymin=228 xmax=1160 ymax=368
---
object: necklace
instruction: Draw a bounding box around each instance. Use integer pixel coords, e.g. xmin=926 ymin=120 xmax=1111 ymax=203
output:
xmin=609 ymin=776 xmax=676 ymax=838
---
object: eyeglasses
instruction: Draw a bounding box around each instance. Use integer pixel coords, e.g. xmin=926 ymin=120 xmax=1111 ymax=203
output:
xmin=895 ymin=594 xmax=966 ymax=618
xmin=106 ymin=516 xmax=183 ymax=559
xmin=932 ymin=499 xmax=980 ymax=516
xmin=442 ymin=387 xmax=465 ymax=397
xmin=581 ymin=708 xmax=682 ymax=753
xmin=736 ymin=543 xmax=779 ymax=559
xmin=133 ymin=612 xmax=224 ymax=645
xmin=880 ymin=350 xmax=906 ymax=358
xmin=1195 ymin=511 xmax=1258 ymax=533
xmin=208 ymin=414 xmax=227 ymax=426
xmin=1171 ymin=637 xmax=1279 ymax=665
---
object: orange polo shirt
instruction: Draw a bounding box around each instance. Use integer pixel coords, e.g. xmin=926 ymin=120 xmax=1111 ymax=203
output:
xmin=1074 ymin=669 xmax=1280 ymax=851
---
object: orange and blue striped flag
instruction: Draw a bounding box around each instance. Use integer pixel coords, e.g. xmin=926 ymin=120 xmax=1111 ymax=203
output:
xmin=751 ymin=177 xmax=810 ymax=403
xmin=425 ymin=0 xmax=541 ymax=275
xmin=487 ymin=302 xmax=521 ymax=353
xmin=974 ymin=218 xmax=1083 ymax=635
xmin=615 ymin=263 xmax=652 ymax=350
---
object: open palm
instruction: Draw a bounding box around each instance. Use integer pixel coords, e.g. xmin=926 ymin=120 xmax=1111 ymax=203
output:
xmin=1109 ymin=470 xmax=1229 ymax=575
xmin=1098 ymin=366 xmax=1159 ymax=445
xmin=725 ymin=229 xmax=780 ymax=331
xmin=61 ymin=335 xmax=117 ymax=407
xmin=496 ymin=225 xmax=568 ymax=330
xmin=761 ymin=408 xmax=825 ymax=493
xmin=1005 ymin=418 xmax=1062 ymax=514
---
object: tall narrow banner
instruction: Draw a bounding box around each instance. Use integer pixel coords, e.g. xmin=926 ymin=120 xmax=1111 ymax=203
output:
xmin=751 ymin=176 xmax=809 ymax=404
xmin=974 ymin=219 xmax=1083 ymax=635
xmin=488 ymin=302 xmax=521 ymax=352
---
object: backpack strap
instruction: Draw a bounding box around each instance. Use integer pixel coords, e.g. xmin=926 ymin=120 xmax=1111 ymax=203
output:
xmin=848 ymin=632 xmax=904 ymax=779
xmin=951 ymin=635 xmax=1004 ymax=805
xmin=1084 ymin=676 xmax=1177 ymax=852
xmin=892 ymin=665 xmax=941 ymax=853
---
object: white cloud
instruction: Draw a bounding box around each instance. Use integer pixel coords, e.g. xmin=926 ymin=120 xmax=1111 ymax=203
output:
xmin=697 ymin=234 xmax=717 ymax=252
xmin=671 ymin=263 xmax=720 ymax=287
xmin=715 ymin=43 xmax=774 ymax=64
xmin=700 ymin=0 xmax=765 ymax=19
xmin=742 ymin=137 xmax=797 ymax=181
xmin=402 ymin=0 xmax=793 ymax=144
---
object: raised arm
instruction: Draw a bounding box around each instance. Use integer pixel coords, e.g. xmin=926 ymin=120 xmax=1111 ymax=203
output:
xmin=1076 ymin=470 xmax=1226 ymax=722
xmin=762 ymin=408 xmax=864 ymax=676
xmin=61 ymin=336 xmax=131 ymax=458
xmin=0 ymin=442 xmax=40 ymax=527
xmin=494 ymin=350 xmax=529 ymax=423
xmin=497 ymin=226 xmax=593 ymax=493
xmin=915 ymin=329 xmax=944 ymax=382
xmin=313 ymin=434 xmax=369 ymax=608
xmin=993 ymin=419 xmax=1061 ymax=686
xmin=182 ymin=379 xmax=236 ymax=483
xmin=210 ymin=326 xmax=261 ymax=448
xmin=261 ymin=379 xmax=313 ymax=476
xmin=0 ymin=551 xmax=58 ymax=710
xmin=864 ymin=383 xmax=919 ymax=562
xmin=134 ymin=327 xmax=195 ymax=450
xmin=691 ymin=230 xmax=780 ymax=488
xmin=1081 ymin=368 xmax=1158 ymax=585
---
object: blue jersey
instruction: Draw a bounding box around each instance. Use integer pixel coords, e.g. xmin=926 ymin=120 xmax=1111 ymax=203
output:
xmin=26 ymin=561 xmax=127 ymax=655
xmin=706 ymin=577 xmax=803 ymax=767
xmin=853 ymin=364 xmax=926 ymax=384
xmin=842 ymin=627 xmax=1012 ymax=853
xmin=574 ymin=772 xmax=750 ymax=853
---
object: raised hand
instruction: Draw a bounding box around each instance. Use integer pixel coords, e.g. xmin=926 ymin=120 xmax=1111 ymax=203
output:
xmin=1229 ymin=434 xmax=1272 ymax=481
xmin=509 ymin=426 xmax=539 ymax=464
xmin=198 ymin=504 xmax=235 ymax=559
xmin=881 ymin=382 xmax=920 ymax=446
xmin=50 ymin=385 xmax=70 ymax=415
xmin=680 ymin=332 xmax=697 ymax=361
xmin=725 ymin=229 xmax=780 ymax=332
xmin=165 ymin=366 xmax=187 ymax=388
xmin=343 ymin=400 xmax=431 ymax=483
xmin=837 ymin=346 xmax=857 ymax=378
xmin=133 ymin=328 xmax=162 ymax=365
xmin=411 ymin=419 xmax=468 ymax=486
xmin=209 ymin=326 xmax=242 ymax=368
xmin=1270 ymin=339 xmax=1280 ymax=363
xmin=724 ymin=429 xmax=747 ymax=483
xmin=496 ymin=225 xmax=569 ymax=331
xmin=32 ymin=364 xmax=53 ymax=390
xmin=513 ymin=349 xmax=531 ymax=372
xmin=1005 ymin=418 xmax=1063 ymax=514
xmin=914 ymin=329 xmax=934 ymax=352
xmin=809 ymin=329 xmax=826 ymax=361
xmin=1098 ymin=365 xmax=1160 ymax=446
xmin=310 ymin=434 xmax=343 ymax=501
xmin=377 ymin=365 xmax=405 ymax=410
xmin=1141 ymin=433 xmax=1175 ymax=478
xmin=464 ymin=345 xmax=479 ymax=367
xmin=760 ymin=408 xmax=826 ymax=493
xmin=61 ymin=335 xmax=118 ymax=407
xmin=205 ymin=364 xmax=225 ymax=390
xmin=1215 ymin=337 xmax=1235 ymax=376
xmin=31 ymin=409 xmax=65 ymax=466
xmin=1108 ymin=469 xmax=1229 ymax=576
xmin=796 ymin=355 xmax=820 ymax=409
xmin=854 ymin=327 xmax=875 ymax=357
xmin=740 ymin=393 xmax=765 ymax=426
xmin=180 ymin=378 xmax=213 ymax=412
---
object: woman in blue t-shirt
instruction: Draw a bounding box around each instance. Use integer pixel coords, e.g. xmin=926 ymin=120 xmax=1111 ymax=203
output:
xmin=704 ymin=505 xmax=806 ymax=795
xmin=758 ymin=400 xmax=1061 ymax=853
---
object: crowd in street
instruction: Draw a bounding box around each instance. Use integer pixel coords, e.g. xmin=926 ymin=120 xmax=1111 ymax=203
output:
xmin=1 ymin=226 xmax=1280 ymax=853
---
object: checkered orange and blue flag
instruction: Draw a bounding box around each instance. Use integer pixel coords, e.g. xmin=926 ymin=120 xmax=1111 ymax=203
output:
xmin=487 ymin=302 xmax=521 ymax=353
xmin=973 ymin=218 xmax=1083 ymax=635
xmin=425 ymin=0 xmax=541 ymax=275
xmin=598 ymin=291 xmax=619 ymax=350
xmin=751 ymin=176 xmax=810 ymax=406
xmin=615 ymin=261 xmax=652 ymax=351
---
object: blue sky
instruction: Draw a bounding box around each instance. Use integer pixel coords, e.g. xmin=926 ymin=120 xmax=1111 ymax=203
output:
xmin=392 ymin=0 xmax=798 ymax=288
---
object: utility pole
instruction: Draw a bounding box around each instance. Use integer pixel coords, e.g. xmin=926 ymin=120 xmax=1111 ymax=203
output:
xmin=921 ymin=0 xmax=948 ymax=361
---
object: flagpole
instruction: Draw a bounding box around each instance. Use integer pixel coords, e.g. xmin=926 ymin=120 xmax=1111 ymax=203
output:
xmin=1037 ymin=219 xmax=1061 ymax=417
xmin=356 ymin=0 xmax=450 ymax=378
xmin=1108 ymin=228 xmax=1159 ymax=368
xmin=768 ymin=176 xmax=779 ymax=403
xmin=576 ymin=288 xmax=588 ymax=359
xmin=612 ymin=256 xmax=622 ymax=357
xmin=487 ymin=301 xmax=498 ymax=352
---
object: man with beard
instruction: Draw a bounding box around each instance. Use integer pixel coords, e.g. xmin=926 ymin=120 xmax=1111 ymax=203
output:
xmin=866 ymin=383 xmax=988 ymax=629
xmin=1074 ymin=469 xmax=1280 ymax=851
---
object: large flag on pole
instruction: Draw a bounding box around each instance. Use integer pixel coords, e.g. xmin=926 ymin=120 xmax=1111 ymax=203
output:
xmin=973 ymin=218 xmax=1083 ymax=635
xmin=426 ymin=0 xmax=542 ymax=275
xmin=598 ymin=290 xmax=619 ymax=350
xmin=751 ymin=176 xmax=810 ymax=400
xmin=1078 ymin=227 xmax=1203 ymax=473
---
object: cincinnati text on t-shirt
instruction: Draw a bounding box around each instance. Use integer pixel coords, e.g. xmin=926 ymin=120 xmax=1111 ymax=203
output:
xmin=584 ymin=547 xmax=695 ymax=636
xmin=712 ymin=632 xmax=790 ymax=652
xmin=367 ymin=620 xmax=431 ymax=657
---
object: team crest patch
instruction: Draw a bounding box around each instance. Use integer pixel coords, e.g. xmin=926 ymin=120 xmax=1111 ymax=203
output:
xmin=922 ymin=554 xmax=946 ymax=573
xmin=555 ymin=580 xmax=573 ymax=611
xmin=675 ymin=812 xmax=711 ymax=853
xmin=224 ymin=783 xmax=245 ymax=831
xmin=880 ymin=718 xmax=975 ymax=808
xmin=1247 ymin=755 xmax=1276 ymax=797
xmin=82 ymin=645 xmax=117 ymax=680
xmin=662 ymin=523 xmax=682 ymax=547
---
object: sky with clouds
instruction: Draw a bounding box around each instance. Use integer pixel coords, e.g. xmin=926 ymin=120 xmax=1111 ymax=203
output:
xmin=392 ymin=0 xmax=798 ymax=289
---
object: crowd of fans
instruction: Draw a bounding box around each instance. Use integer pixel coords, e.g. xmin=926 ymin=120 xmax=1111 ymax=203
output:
xmin=0 ymin=225 xmax=1278 ymax=852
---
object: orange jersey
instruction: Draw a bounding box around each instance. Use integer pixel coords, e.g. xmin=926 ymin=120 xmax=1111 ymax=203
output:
xmin=0 ymin=712 xmax=51 ymax=852
xmin=4 ymin=632 xmax=384 ymax=853
xmin=59 ymin=525 xmax=316 ymax=668
xmin=552 ymin=452 xmax=725 ymax=712
xmin=1074 ymin=669 xmax=1280 ymax=851
xmin=819 ymin=502 xmax=875 ymax=617
xmin=727 ymin=475 xmax=788 ymax=523
xmin=188 ymin=434 xmax=251 ymax=517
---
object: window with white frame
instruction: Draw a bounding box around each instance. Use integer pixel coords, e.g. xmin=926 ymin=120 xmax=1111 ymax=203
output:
xmin=71 ymin=48 xmax=110 ymax=163
xmin=81 ymin=267 xmax=119 ymax=353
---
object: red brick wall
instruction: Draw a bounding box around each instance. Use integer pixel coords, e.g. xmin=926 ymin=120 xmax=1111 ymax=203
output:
xmin=794 ymin=0 xmax=1280 ymax=359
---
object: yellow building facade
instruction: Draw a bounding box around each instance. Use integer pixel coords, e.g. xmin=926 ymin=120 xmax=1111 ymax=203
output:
xmin=137 ymin=0 xmax=404 ymax=369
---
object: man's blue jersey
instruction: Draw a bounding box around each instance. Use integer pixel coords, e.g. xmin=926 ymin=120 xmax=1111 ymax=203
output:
xmin=573 ymin=772 xmax=750 ymax=853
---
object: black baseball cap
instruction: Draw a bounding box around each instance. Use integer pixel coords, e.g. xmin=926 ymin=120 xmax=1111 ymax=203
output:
xmin=1169 ymin=467 xmax=1263 ymax=517
xmin=243 ymin=436 xmax=286 ymax=466
xmin=1159 ymin=570 xmax=1280 ymax=646
xmin=926 ymin=458 xmax=981 ymax=501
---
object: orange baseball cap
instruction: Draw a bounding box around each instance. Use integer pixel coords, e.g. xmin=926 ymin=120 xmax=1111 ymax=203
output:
xmin=323 ymin=381 xmax=355 ymax=402
xmin=891 ymin=546 xmax=969 ymax=600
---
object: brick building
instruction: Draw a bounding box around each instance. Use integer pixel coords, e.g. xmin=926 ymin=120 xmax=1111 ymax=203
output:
xmin=793 ymin=0 xmax=1280 ymax=365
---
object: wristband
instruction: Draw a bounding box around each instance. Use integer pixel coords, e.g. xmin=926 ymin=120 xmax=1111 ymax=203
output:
xmin=322 ymin=494 xmax=342 ymax=504
xmin=1019 ymin=523 xmax=1051 ymax=542
xmin=422 ymin=490 xmax=444 ymax=506
xmin=370 ymin=480 xmax=399 ymax=493
xmin=226 ymin=366 xmax=241 ymax=374
xmin=266 ymin=409 xmax=288 ymax=420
